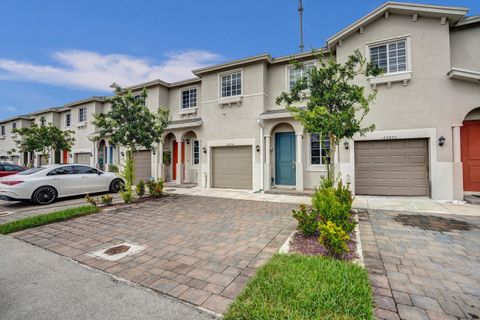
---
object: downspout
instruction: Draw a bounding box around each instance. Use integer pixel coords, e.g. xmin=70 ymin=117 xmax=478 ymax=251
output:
xmin=257 ymin=118 xmax=264 ymax=192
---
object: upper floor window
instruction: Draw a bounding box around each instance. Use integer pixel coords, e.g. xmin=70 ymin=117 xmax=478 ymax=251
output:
xmin=182 ymin=88 xmax=197 ymax=109
xmin=11 ymin=122 xmax=16 ymax=131
xmin=79 ymin=107 xmax=87 ymax=123
xmin=1 ymin=125 xmax=5 ymax=136
xmin=310 ymin=134 xmax=330 ymax=165
xmin=220 ymin=71 xmax=242 ymax=98
xmin=65 ymin=113 xmax=71 ymax=127
xmin=193 ymin=140 xmax=200 ymax=165
xmin=370 ymin=39 xmax=407 ymax=74
xmin=288 ymin=63 xmax=314 ymax=91
xmin=40 ymin=117 xmax=46 ymax=126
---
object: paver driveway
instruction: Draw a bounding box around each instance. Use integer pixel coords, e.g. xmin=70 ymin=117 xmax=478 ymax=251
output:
xmin=12 ymin=194 xmax=297 ymax=314
xmin=360 ymin=209 xmax=480 ymax=320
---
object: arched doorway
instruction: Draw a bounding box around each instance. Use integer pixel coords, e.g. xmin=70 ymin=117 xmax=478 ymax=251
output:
xmin=163 ymin=133 xmax=176 ymax=182
xmin=461 ymin=107 xmax=480 ymax=192
xmin=181 ymin=131 xmax=199 ymax=184
xmin=98 ymin=140 xmax=106 ymax=170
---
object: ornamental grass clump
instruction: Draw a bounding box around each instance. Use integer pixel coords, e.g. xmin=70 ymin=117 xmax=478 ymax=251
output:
xmin=146 ymin=178 xmax=164 ymax=197
xmin=135 ymin=180 xmax=146 ymax=198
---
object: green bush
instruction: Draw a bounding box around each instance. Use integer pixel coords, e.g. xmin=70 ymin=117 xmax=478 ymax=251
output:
xmin=146 ymin=178 xmax=164 ymax=197
xmin=292 ymin=204 xmax=318 ymax=236
xmin=108 ymin=164 xmax=119 ymax=173
xmin=85 ymin=194 xmax=98 ymax=207
xmin=135 ymin=180 xmax=146 ymax=198
xmin=319 ymin=221 xmax=350 ymax=258
xmin=122 ymin=150 xmax=135 ymax=189
xmin=120 ymin=190 xmax=134 ymax=203
xmin=100 ymin=194 xmax=113 ymax=206
xmin=335 ymin=180 xmax=353 ymax=210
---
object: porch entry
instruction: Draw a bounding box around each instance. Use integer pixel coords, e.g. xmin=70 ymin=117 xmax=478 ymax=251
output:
xmin=461 ymin=120 xmax=480 ymax=192
xmin=172 ymin=140 xmax=185 ymax=181
xmin=275 ymin=132 xmax=296 ymax=186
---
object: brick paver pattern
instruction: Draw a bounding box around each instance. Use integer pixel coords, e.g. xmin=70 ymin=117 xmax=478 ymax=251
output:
xmin=359 ymin=209 xmax=480 ymax=320
xmin=12 ymin=194 xmax=296 ymax=314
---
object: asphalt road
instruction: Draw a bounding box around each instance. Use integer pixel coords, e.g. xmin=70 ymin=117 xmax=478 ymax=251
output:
xmin=0 ymin=236 xmax=216 ymax=320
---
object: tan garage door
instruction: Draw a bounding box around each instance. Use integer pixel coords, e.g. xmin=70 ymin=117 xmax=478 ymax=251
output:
xmin=75 ymin=153 xmax=90 ymax=165
xmin=212 ymin=146 xmax=252 ymax=189
xmin=133 ymin=150 xmax=151 ymax=184
xmin=355 ymin=139 xmax=429 ymax=196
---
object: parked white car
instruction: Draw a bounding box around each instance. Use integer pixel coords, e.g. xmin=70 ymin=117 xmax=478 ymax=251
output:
xmin=0 ymin=164 xmax=124 ymax=205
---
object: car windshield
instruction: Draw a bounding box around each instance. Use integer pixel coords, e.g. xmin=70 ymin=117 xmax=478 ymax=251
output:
xmin=16 ymin=167 xmax=47 ymax=175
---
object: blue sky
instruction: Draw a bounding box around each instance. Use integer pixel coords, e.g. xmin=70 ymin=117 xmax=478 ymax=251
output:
xmin=1 ymin=0 xmax=478 ymax=118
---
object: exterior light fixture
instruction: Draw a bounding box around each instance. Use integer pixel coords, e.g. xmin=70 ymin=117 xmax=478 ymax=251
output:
xmin=89 ymin=153 xmax=93 ymax=157
xmin=69 ymin=154 xmax=73 ymax=158
xmin=202 ymin=147 xmax=207 ymax=154
xmin=344 ymin=140 xmax=349 ymax=150
xmin=438 ymin=136 xmax=446 ymax=146
xmin=121 ymin=151 xmax=125 ymax=157
xmin=186 ymin=139 xmax=190 ymax=144
xmin=256 ymin=144 xmax=260 ymax=152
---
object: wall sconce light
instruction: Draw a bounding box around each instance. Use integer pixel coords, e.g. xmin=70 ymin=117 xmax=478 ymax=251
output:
xmin=185 ymin=139 xmax=190 ymax=144
xmin=256 ymin=144 xmax=260 ymax=152
xmin=202 ymin=147 xmax=207 ymax=154
xmin=69 ymin=154 xmax=73 ymax=158
xmin=121 ymin=151 xmax=125 ymax=157
xmin=438 ymin=136 xmax=446 ymax=146
xmin=89 ymin=153 xmax=93 ymax=157
xmin=344 ymin=140 xmax=349 ymax=150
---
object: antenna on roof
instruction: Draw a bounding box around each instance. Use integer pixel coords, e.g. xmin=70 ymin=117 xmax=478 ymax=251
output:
xmin=298 ymin=0 xmax=304 ymax=52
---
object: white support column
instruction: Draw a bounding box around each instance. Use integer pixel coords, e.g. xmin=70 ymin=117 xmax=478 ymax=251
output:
xmin=91 ymin=141 xmax=97 ymax=168
xmin=452 ymin=124 xmax=462 ymax=163
xmin=27 ymin=152 xmax=31 ymax=167
xmin=176 ymin=141 xmax=183 ymax=184
xmin=452 ymin=124 xmax=464 ymax=200
xmin=158 ymin=142 xmax=164 ymax=180
xmin=259 ymin=126 xmax=264 ymax=191
xmin=105 ymin=143 xmax=111 ymax=172
xmin=265 ymin=135 xmax=271 ymax=190
xmin=295 ymin=133 xmax=304 ymax=191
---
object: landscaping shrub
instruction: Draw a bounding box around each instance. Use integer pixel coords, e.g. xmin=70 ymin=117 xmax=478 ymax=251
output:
xmin=85 ymin=194 xmax=98 ymax=207
xmin=135 ymin=180 xmax=146 ymax=198
xmin=100 ymin=194 xmax=113 ymax=206
xmin=292 ymin=204 xmax=318 ymax=236
xmin=146 ymin=178 xmax=164 ymax=197
xmin=335 ymin=179 xmax=353 ymax=211
xmin=120 ymin=190 xmax=134 ymax=203
xmin=319 ymin=220 xmax=350 ymax=258
xmin=108 ymin=164 xmax=119 ymax=173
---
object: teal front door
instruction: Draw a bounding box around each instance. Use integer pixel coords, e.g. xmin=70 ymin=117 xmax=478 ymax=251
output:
xmin=275 ymin=132 xmax=296 ymax=185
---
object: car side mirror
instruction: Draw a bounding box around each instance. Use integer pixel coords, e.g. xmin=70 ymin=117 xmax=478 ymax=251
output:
xmin=97 ymin=171 xmax=103 ymax=175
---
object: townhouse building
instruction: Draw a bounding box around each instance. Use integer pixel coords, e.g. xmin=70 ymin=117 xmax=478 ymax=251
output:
xmin=1 ymin=2 xmax=479 ymax=200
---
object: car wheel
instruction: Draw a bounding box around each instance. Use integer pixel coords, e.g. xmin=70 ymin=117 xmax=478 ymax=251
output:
xmin=109 ymin=179 xmax=124 ymax=193
xmin=32 ymin=186 xmax=57 ymax=205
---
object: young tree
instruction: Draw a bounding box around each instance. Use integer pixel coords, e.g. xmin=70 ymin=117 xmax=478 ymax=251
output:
xmin=276 ymin=50 xmax=381 ymax=180
xmin=93 ymin=83 xmax=170 ymax=189
xmin=14 ymin=123 xmax=75 ymax=165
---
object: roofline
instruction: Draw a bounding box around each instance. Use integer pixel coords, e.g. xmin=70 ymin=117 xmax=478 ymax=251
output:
xmin=192 ymin=53 xmax=272 ymax=75
xmin=0 ymin=115 xmax=31 ymax=125
xmin=327 ymin=2 xmax=469 ymax=50
xmin=455 ymin=15 xmax=480 ymax=27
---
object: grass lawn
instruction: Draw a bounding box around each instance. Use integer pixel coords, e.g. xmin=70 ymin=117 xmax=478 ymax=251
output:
xmin=0 ymin=205 xmax=99 ymax=234
xmin=224 ymin=254 xmax=373 ymax=320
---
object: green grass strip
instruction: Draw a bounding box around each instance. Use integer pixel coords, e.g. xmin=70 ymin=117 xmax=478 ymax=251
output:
xmin=224 ymin=254 xmax=374 ymax=320
xmin=0 ymin=205 xmax=99 ymax=234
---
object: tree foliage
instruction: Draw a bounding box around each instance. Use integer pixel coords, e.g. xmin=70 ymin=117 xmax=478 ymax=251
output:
xmin=93 ymin=83 xmax=170 ymax=188
xmin=276 ymin=50 xmax=381 ymax=180
xmin=14 ymin=123 xmax=75 ymax=163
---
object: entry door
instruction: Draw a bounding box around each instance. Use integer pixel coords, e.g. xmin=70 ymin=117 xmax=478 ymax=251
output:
xmin=275 ymin=132 xmax=296 ymax=185
xmin=172 ymin=141 xmax=185 ymax=181
xmin=461 ymin=121 xmax=480 ymax=191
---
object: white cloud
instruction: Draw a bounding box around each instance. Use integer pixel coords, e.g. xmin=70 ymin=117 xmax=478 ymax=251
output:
xmin=0 ymin=106 xmax=16 ymax=113
xmin=0 ymin=50 xmax=222 ymax=92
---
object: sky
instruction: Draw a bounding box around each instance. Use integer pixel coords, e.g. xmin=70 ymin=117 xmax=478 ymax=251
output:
xmin=0 ymin=0 xmax=478 ymax=119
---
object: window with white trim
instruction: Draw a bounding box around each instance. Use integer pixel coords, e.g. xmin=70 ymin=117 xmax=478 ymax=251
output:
xmin=370 ymin=39 xmax=407 ymax=74
xmin=11 ymin=122 xmax=16 ymax=131
xmin=65 ymin=113 xmax=71 ymax=127
xmin=181 ymin=88 xmax=197 ymax=109
xmin=310 ymin=134 xmax=330 ymax=165
xmin=193 ymin=140 xmax=200 ymax=164
xmin=220 ymin=71 xmax=242 ymax=98
xmin=40 ymin=117 xmax=46 ymax=126
xmin=79 ymin=107 xmax=87 ymax=123
xmin=288 ymin=63 xmax=314 ymax=91
xmin=1 ymin=125 xmax=5 ymax=136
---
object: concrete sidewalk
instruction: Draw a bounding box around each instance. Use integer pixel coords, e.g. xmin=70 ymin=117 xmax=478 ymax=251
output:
xmin=166 ymin=187 xmax=479 ymax=216
xmin=0 ymin=236 xmax=215 ymax=320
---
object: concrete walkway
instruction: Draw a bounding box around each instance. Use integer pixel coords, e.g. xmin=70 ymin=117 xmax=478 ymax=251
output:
xmin=166 ymin=187 xmax=479 ymax=216
xmin=0 ymin=236 xmax=215 ymax=320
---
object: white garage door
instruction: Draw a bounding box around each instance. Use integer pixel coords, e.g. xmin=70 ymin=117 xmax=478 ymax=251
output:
xmin=134 ymin=150 xmax=152 ymax=184
xmin=355 ymin=139 xmax=429 ymax=196
xmin=212 ymin=146 xmax=252 ymax=189
xmin=75 ymin=153 xmax=90 ymax=165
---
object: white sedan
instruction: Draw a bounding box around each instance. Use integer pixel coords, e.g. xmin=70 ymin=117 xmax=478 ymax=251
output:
xmin=0 ymin=164 xmax=124 ymax=205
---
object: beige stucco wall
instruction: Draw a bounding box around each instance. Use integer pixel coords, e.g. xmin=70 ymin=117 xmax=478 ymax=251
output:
xmin=450 ymin=25 xmax=480 ymax=71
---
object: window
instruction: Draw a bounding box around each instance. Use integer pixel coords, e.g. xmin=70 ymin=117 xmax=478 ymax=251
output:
xmin=65 ymin=113 xmax=71 ymax=127
xmin=74 ymin=165 xmax=98 ymax=174
xmin=193 ymin=140 xmax=200 ymax=164
xmin=220 ymin=71 xmax=242 ymax=98
xmin=2 ymin=164 xmax=23 ymax=172
xmin=40 ymin=117 xmax=46 ymax=126
xmin=370 ymin=39 xmax=407 ymax=74
xmin=17 ymin=167 xmax=47 ymax=175
xmin=1 ymin=125 xmax=5 ymax=136
xmin=181 ymin=88 xmax=197 ymax=109
xmin=288 ymin=63 xmax=314 ymax=90
xmin=11 ymin=122 xmax=16 ymax=132
xmin=79 ymin=107 xmax=87 ymax=123
xmin=47 ymin=166 xmax=76 ymax=176
xmin=310 ymin=134 xmax=330 ymax=165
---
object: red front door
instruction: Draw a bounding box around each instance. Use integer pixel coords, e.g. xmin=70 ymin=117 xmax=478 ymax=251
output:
xmin=172 ymin=141 xmax=185 ymax=181
xmin=461 ymin=120 xmax=480 ymax=191
xmin=63 ymin=150 xmax=68 ymax=164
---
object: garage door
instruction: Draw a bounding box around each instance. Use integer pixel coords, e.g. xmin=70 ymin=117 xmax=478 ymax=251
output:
xmin=75 ymin=153 xmax=90 ymax=165
xmin=212 ymin=146 xmax=252 ymax=189
xmin=133 ymin=150 xmax=151 ymax=184
xmin=355 ymin=139 xmax=429 ymax=196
